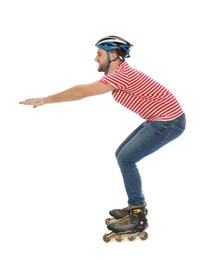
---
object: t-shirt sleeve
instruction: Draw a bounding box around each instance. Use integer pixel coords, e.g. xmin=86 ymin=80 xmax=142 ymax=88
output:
xmin=100 ymin=71 xmax=129 ymax=90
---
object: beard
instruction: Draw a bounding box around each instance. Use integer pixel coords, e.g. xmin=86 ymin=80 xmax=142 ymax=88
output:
xmin=97 ymin=60 xmax=108 ymax=72
xmin=97 ymin=65 xmax=105 ymax=72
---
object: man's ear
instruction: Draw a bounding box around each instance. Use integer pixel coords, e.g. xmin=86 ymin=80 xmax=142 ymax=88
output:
xmin=110 ymin=51 xmax=119 ymax=61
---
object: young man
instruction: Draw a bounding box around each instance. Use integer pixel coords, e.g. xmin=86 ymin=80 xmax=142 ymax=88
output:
xmin=20 ymin=35 xmax=186 ymax=235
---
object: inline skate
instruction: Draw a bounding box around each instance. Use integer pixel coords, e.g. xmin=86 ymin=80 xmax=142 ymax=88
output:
xmin=105 ymin=206 xmax=130 ymax=225
xmin=103 ymin=203 xmax=148 ymax=242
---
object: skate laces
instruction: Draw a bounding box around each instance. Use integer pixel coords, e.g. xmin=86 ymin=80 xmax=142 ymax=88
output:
xmin=117 ymin=215 xmax=130 ymax=223
xmin=117 ymin=214 xmax=139 ymax=224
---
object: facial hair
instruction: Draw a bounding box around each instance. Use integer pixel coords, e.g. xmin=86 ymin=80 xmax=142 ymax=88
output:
xmin=97 ymin=59 xmax=108 ymax=72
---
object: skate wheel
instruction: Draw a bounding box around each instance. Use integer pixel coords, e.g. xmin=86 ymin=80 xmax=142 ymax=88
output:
xmin=105 ymin=218 xmax=112 ymax=225
xmin=140 ymin=231 xmax=148 ymax=240
xmin=128 ymin=236 xmax=136 ymax=241
xmin=115 ymin=236 xmax=123 ymax=242
xmin=103 ymin=234 xmax=111 ymax=243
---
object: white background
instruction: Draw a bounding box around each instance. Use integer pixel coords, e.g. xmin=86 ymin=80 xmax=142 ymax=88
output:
xmin=0 ymin=0 xmax=212 ymax=259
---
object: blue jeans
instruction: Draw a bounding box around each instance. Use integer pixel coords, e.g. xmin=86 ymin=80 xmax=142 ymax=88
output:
xmin=115 ymin=113 xmax=186 ymax=206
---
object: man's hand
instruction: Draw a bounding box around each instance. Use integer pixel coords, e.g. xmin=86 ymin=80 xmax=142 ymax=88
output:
xmin=19 ymin=98 xmax=46 ymax=108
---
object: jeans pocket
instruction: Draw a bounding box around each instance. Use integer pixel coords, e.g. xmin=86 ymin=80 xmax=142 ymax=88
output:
xmin=150 ymin=121 xmax=168 ymax=135
xmin=162 ymin=124 xmax=185 ymax=145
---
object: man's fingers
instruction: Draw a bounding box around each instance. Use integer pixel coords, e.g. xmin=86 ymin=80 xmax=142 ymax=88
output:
xmin=19 ymin=99 xmax=34 ymax=105
xmin=19 ymin=98 xmax=42 ymax=107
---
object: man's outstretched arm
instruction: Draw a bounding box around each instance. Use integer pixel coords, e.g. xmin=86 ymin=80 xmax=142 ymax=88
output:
xmin=19 ymin=81 xmax=114 ymax=108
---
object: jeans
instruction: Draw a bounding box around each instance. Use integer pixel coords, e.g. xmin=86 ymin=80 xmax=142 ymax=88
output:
xmin=115 ymin=113 xmax=186 ymax=206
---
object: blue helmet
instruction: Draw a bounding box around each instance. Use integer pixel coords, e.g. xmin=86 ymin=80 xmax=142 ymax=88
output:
xmin=95 ymin=35 xmax=133 ymax=60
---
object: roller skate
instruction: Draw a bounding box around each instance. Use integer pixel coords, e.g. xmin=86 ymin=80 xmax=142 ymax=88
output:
xmin=105 ymin=206 xmax=130 ymax=225
xmin=103 ymin=203 xmax=148 ymax=243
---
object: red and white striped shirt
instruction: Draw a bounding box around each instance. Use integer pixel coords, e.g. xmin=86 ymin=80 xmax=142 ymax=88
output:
xmin=100 ymin=61 xmax=183 ymax=122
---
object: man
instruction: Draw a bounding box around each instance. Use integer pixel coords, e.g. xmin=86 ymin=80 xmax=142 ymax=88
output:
xmin=20 ymin=35 xmax=186 ymax=235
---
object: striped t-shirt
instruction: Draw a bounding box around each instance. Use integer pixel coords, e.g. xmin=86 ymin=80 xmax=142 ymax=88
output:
xmin=100 ymin=61 xmax=183 ymax=122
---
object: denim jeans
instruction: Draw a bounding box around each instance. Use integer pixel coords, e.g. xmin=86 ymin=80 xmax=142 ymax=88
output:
xmin=115 ymin=113 xmax=186 ymax=206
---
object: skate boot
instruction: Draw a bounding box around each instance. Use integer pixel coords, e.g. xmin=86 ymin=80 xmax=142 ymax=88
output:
xmin=105 ymin=206 xmax=130 ymax=225
xmin=103 ymin=203 xmax=148 ymax=243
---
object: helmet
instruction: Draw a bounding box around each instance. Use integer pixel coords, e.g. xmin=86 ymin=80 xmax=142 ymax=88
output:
xmin=95 ymin=35 xmax=133 ymax=60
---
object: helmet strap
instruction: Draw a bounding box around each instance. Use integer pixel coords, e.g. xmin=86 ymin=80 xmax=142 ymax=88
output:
xmin=104 ymin=51 xmax=120 ymax=75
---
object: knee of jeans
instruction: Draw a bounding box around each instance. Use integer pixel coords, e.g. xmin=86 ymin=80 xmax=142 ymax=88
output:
xmin=115 ymin=149 xmax=119 ymax=159
xmin=116 ymin=150 xmax=133 ymax=167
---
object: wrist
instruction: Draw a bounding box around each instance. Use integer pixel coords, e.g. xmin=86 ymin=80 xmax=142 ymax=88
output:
xmin=44 ymin=96 xmax=52 ymax=104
